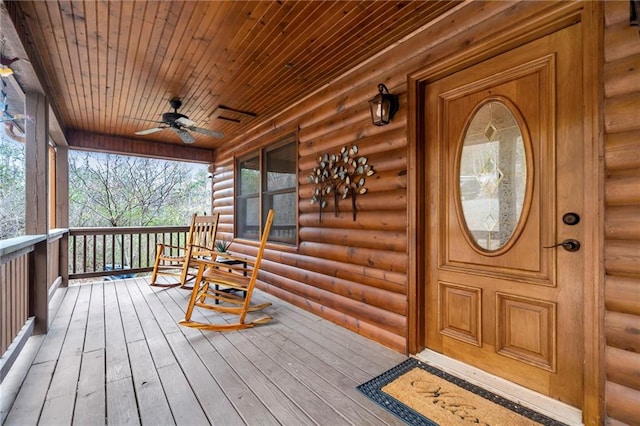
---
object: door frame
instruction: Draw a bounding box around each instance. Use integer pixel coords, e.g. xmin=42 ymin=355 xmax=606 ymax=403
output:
xmin=406 ymin=1 xmax=603 ymax=422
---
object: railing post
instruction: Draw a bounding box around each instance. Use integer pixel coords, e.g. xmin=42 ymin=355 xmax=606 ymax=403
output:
xmin=59 ymin=233 xmax=69 ymax=287
xmin=25 ymin=92 xmax=49 ymax=334
xmin=56 ymin=146 xmax=69 ymax=287
xmin=30 ymin=238 xmax=49 ymax=334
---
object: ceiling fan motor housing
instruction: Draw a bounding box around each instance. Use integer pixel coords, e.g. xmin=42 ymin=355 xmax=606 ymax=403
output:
xmin=169 ymin=98 xmax=182 ymax=111
xmin=163 ymin=112 xmax=189 ymax=127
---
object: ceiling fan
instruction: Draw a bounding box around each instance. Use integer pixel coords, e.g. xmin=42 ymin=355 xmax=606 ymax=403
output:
xmin=134 ymin=98 xmax=223 ymax=144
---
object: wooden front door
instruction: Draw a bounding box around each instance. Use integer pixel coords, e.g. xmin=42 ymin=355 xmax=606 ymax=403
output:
xmin=425 ymin=24 xmax=584 ymax=407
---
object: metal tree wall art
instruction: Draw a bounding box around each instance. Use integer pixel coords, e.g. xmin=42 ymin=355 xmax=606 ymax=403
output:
xmin=307 ymin=153 xmax=336 ymax=223
xmin=336 ymin=145 xmax=375 ymax=221
xmin=308 ymin=145 xmax=375 ymax=222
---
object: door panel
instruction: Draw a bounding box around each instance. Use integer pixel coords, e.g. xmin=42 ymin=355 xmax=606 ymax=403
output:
xmin=425 ymin=24 xmax=583 ymax=407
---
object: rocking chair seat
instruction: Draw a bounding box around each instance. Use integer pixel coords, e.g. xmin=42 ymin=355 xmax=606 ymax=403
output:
xmin=158 ymin=250 xmax=186 ymax=262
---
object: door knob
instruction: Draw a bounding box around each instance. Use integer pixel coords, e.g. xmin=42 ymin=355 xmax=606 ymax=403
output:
xmin=544 ymin=239 xmax=581 ymax=252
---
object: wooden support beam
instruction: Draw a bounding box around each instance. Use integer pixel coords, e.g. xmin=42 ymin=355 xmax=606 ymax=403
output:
xmin=54 ymin=146 xmax=68 ymax=228
xmin=66 ymin=129 xmax=216 ymax=164
xmin=25 ymin=92 xmax=49 ymax=334
xmin=55 ymin=146 xmax=69 ymax=287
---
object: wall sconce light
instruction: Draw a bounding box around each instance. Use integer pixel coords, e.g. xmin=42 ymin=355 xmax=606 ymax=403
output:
xmin=369 ymin=83 xmax=399 ymax=126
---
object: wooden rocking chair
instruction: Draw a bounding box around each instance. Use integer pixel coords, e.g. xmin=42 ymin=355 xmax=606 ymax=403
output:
xmin=179 ymin=209 xmax=274 ymax=331
xmin=149 ymin=212 xmax=220 ymax=288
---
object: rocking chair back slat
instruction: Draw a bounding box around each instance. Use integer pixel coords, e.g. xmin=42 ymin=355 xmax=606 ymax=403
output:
xmin=190 ymin=215 xmax=218 ymax=256
xmin=149 ymin=212 xmax=220 ymax=287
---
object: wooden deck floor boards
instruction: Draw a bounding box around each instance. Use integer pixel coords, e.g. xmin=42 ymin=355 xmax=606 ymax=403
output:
xmin=73 ymin=348 xmax=106 ymax=425
xmin=84 ymin=282 xmax=105 ymax=353
xmin=2 ymin=277 xmax=408 ymax=425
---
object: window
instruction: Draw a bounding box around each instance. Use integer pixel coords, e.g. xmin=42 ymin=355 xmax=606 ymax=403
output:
xmin=236 ymin=137 xmax=297 ymax=244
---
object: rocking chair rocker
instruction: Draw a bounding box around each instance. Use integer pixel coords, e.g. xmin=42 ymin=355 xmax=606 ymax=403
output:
xmin=149 ymin=212 xmax=220 ymax=288
xmin=179 ymin=209 xmax=274 ymax=331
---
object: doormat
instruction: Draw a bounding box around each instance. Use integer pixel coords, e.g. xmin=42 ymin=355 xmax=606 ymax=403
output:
xmin=357 ymin=358 xmax=567 ymax=426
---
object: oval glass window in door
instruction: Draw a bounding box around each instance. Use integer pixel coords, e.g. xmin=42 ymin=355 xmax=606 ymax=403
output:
xmin=458 ymin=99 xmax=530 ymax=253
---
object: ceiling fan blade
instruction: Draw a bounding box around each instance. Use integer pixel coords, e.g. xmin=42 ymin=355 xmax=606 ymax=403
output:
xmin=174 ymin=128 xmax=196 ymax=144
xmin=175 ymin=116 xmax=197 ymax=127
xmin=189 ymin=126 xmax=224 ymax=138
xmin=135 ymin=127 xmax=165 ymax=135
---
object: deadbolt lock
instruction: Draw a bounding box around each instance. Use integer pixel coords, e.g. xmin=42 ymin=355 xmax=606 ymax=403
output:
xmin=562 ymin=212 xmax=580 ymax=226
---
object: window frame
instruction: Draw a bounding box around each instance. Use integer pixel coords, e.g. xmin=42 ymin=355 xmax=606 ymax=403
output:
xmin=234 ymin=134 xmax=298 ymax=246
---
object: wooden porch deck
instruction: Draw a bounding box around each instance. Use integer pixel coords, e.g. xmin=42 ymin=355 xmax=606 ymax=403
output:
xmin=1 ymin=277 xmax=408 ymax=425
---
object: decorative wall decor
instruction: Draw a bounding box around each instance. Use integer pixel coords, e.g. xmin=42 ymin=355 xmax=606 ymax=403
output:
xmin=308 ymin=145 xmax=375 ymax=222
xmin=308 ymin=152 xmax=338 ymax=223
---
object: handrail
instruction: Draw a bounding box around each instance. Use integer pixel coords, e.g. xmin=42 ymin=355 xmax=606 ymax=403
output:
xmin=49 ymin=228 xmax=68 ymax=240
xmin=69 ymin=225 xmax=187 ymax=235
xmin=0 ymin=230 xmax=68 ymax=259
xmin=0 ymin=235 xmax=47 ymax=260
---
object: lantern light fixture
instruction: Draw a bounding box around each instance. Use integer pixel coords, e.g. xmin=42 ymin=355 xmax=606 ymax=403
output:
xmin=369 ymin=83 xmax=399 ymax=126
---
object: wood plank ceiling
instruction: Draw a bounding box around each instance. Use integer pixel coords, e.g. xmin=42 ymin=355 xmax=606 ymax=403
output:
xmin=10 ymin=1 xmax=459 ymax=151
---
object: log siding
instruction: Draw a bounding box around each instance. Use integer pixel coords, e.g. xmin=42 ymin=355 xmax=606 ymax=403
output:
xmin=603 ymin=2 xmax=640 ymax=424
xmin=212 ymin=1 xmax=575 ymax=354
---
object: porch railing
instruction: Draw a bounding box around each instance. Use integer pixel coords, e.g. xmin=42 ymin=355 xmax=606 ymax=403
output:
xmin=0 ymin=233 xmax=53 ymax=380
xmin=68 ymin=224 xmax=297 ymax=279
xmin=68 ymin=225 xmax=190 ymax=280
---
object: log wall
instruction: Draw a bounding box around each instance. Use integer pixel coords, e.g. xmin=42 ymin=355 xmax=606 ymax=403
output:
xmin=212 ymin=1 xmax=557 ymax=353
xmin=212 ymin=16 xmax=640 ymax=426
xmin=603 ymin=2 xmax=640 ymax=424
xmin=212 ymin=79 xmax=412 ymax=350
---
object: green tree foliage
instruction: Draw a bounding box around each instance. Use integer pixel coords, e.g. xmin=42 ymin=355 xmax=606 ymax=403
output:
xmin=69 ymin=151 xmax=210 ymax=227
xmin=0 ymin=137 xmax=25 ymax=239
